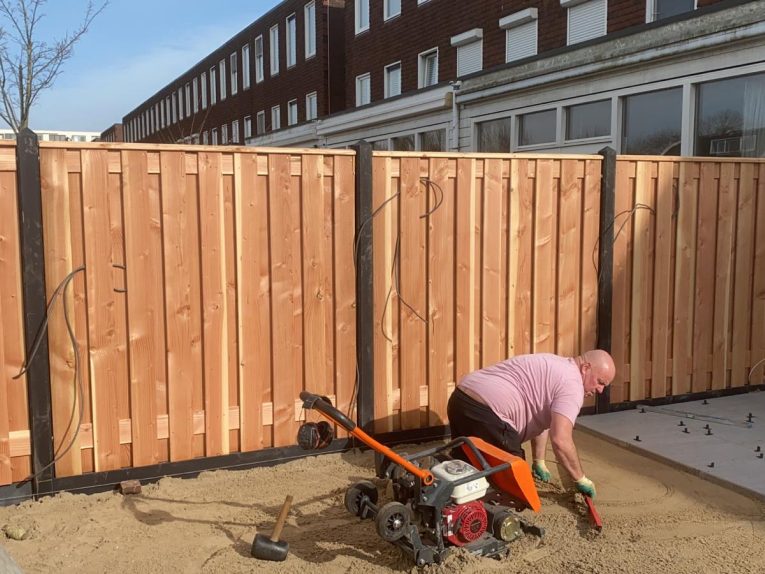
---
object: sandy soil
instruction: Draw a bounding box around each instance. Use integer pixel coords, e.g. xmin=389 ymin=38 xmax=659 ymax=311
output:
xmin=1 ymin=431 xmax=764 ymax=574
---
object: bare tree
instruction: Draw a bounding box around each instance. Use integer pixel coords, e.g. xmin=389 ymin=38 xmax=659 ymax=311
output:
xmin=0 ymin=0 xmax=107 ymax=132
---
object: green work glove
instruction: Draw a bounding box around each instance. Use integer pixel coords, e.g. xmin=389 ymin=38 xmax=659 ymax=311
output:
xmin=531 ymin=460 xmax=551 ymax=482
xmin=575 ymin=476 xmax=596 ymax=498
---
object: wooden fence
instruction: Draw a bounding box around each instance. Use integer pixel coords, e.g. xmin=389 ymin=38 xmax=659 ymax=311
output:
xmin=610 ymin=158 xmax=765 ymax=402
xmin=1 ymin=141 xmax=764 ymax=490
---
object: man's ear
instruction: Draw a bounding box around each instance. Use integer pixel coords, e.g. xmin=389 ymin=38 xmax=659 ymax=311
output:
xmin=581 ymin=361 xmax=591 ymax=375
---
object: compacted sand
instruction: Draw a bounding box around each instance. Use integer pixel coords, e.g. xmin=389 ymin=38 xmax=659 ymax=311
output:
xmin=1 ymin=431 xmax=764 ymax=574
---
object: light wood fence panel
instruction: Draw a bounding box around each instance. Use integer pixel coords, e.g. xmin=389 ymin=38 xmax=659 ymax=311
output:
xmin=371 ymin=153 xmax=602 ymax=432
xmin=612 ymin=157 xmax=765 ymax=401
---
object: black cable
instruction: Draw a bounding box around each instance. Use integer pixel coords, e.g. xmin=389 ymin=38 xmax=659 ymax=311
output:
xmin=591 ymin=204 xmax=655 ymax=285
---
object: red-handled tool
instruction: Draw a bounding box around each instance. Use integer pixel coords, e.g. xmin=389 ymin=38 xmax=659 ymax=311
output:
xmin=584 ymin=495 xmax=603 ymax=532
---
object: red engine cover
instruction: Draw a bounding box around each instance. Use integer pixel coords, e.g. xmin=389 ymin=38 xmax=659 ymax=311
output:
xmin=442 ymin=500 xmax=488 ymax=546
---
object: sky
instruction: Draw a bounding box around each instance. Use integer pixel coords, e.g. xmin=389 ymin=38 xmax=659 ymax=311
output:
xmin=10 ymin=0 xmax=281 ymax=133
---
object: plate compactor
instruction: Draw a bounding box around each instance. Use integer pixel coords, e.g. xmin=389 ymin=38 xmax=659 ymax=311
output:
xmin=297 ymin=392 xmax=544 ymax=567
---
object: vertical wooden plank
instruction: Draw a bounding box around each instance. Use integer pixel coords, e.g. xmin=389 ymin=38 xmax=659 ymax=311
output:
xmin=712 ymin=163 xmax=736 ymax=390
xmin=427 ymin=157 xmax=454 ymax=426
xmin=81 ymin=149 xmax=121 ymax=471
xmin=269 ymin=153 xmax=303 ymax=446
xmin=731 ymin=163 xmax=755 ymax=387
xmin=651 ymin=161 xmax=673 ymax=398
xmin=160 ymin=150 xmax=201 ymax=461
xmin=580 ymin=159 xmax=600 ymax=354
xmin=693 ymin=162 xmax=718 ymax=393
xmin=533 ymin=160 xmax=554 ymax=353
xmin=333 ymin=155 xmax=356 ymax=434
xmin=302 ymin=155 xmax=334 ymax=403
xmin=482 ymin=158 xmax=503 ymax=365
xmin=629 ymin=161 xmax=653 ymax=401
xmin=455 ymin=158 xmax=477 ymax=383
xmin=399 ymin=157 xmax=425 ymax=430
xmin=557 ymin=160 xmax=581 ymax=357
xmin=198 ymin=151 xmax=229 ymax=456
xmin=39 ymin=149 xmax=82 ymax=477
xmin=0 ymin=295 xmax=9 ymax=484
xmin=515 ymin=160 xmax=534 ymax=356
xmin=122 ymin=150 xmax=164 ymax=466
xmin=672 ymin=162 xmax=698 ymax=396
xmin=751 ymin=164 xmax=765 ymax=385
xmin=235 ymin=152 xmax=267 ymax=451
xmin=223 ymin=158 xmax=239 ymax=451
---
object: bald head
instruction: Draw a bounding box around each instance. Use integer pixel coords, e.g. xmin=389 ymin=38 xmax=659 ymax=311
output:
xmin=576 ymin=349 xmax=616 ymax=397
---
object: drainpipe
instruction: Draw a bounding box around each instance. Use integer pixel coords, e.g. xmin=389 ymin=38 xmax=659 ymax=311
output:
xmin=449 ymin=80 xmax=461 ymax=151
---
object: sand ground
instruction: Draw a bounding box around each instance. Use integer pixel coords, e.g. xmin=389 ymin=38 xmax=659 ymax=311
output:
xmin=1 ymin=431 xmax=764 ymax=574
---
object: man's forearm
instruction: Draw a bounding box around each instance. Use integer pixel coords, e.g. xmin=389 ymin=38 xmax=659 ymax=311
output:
xmin=531 ymin=431 xmax=548 ymax=461
xmin=550 ymin=436 xmax=584 ymax=481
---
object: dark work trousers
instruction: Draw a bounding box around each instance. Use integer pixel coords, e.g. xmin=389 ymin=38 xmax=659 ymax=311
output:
xmin=447 ymin=387 xmax=525 ymax=459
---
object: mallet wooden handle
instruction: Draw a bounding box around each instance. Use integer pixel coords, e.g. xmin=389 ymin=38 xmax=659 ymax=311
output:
xmin=271 ymin=495 xmax=293 ymax=542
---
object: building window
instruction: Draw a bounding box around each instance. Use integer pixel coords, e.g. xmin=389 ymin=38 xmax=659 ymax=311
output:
xmin=192 ymin=78 xmax=199 ymax=113
xmin=202 ymin=131 xmax=208 ymax=144
xmin=695 ymin=72 xmax=765 ymax=157
xmin=178 ymin=87 xmax=184 ymax=120
xmin=563 ymin=0 xmax=607 ymax=45
xmin=232 ymin=119 xmax=240 ymax=143
xmin=211 ymin=128 xmax=218 ymax=145
xmin=255 ymin=35 xmax=264 ymax=83
xmin=230 ymin=53 xmax=238 ymax=96
xmin=355 ymin=0 xmax=369 ymax=34
xmin=271 ymin=105 xmax=281 ymax=130
xmin=372 ymin=140 xmax=389 ymax=150
xmin=165 ymin=96 xmax=171 ymax=125
xmin=384 ymin=62 xmax=401 ymax=98
xmin=305 ymin=1 xmax=316 ymax=58
xmin=356 ymin=72 xmax=371 ymax=106
xmin=172 ymin=92 xmax=177 ymax=123
xmin=210 ymin=66 xmax=217 ymax=105
xmin=242 ymin=44 xmax=251 ymax=89
xmin=270 ymin=25 xmax=280 ymax=76
xmin=622 ymin=87 xmax=682 ymax=155
xmin=286 ymin=14 xmax=297 ymax=68
xmin=201 ymin=72 xmax=207 ymax=109
xmin=244 ymin=115 xmax=252 ymax=139
xmin=500 ymin=8 xmax=538 ymax=63
xmin=221 ymin=123 xmax=228 ymax=144
xmin=650 ymin=0 xmax=695 ymax=22
xmin=306 ymin=91 xmax=318 ymax=120
xmin=451 ymin=29 xmax=483 ymax=77
xmin=418 ymin=49 xmax=438 ymax=88
xmin=219 ymin=59 xmax=227 ymax=100
xmin=566 ymin=100 xmax=611 ymax=140
xmin=477 ymin=117 xmax=512 ymax=152
xmin=384 ymin=0 xmax=401 ymax=20
xmin=288 ymin=99 xmax=298 ymax=125
xmin=184 ymin=83 xmax=191 ymax=117
xmin=392 ymin=134 xmax=415 ymax=151
xmin=419 ymin=129 xmax=445 ymax=151
xmin=160 ymin=100 xmax=165 ymax=128
xmin=257 ymin=111 xmax=266 ymax=135
xmin=519 ymin=109 xmax=557 ymax=146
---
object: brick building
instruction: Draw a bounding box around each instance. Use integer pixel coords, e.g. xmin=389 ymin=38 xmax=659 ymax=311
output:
xmin=118 ymin=0 xmax=765 ymax=158
xmin=99 ymin=123 xmax=123 ymax=142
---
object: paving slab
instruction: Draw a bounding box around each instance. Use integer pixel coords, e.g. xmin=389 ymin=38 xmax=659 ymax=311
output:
xmin=577 ymin=391 xmax=765 ymax=500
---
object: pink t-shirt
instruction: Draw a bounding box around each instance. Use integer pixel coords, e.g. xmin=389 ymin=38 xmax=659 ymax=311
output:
xmin=457 ymin=353 xmax=584 ymax=442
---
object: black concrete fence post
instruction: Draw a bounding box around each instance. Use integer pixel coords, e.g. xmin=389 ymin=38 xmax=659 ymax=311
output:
xmin=596 ymin=147 xmax=616 ymax=414
xmin=16 ymin=128 xmax=54 ymax=494
xmin=352 ymin=140 xmax=375 ymax=432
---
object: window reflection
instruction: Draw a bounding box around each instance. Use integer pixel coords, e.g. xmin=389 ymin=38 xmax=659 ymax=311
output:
xmin=566 ymin=100 xmax=610 ymax=140
xmin=622 ymin=88 xmax=682 ymax=155
xmin=476 ymin=117 xmax=511 ymax=152
xmin=519 ymin=110 xmax=556 ymax=146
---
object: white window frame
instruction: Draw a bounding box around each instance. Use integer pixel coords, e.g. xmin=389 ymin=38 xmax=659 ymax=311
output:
xmin=201 ymin=72 xmax=207 ymax=109
xmin=562 ymin=0 xmax=607 ymax=46
xmin=286 ymin=13 xmax=297 ymax=68
xmin=232 ymin=119 xmax=240 ymax=143
xmin=304 ymin=1 xmax=316 ymax=59
xmin=384 ymin=61 xmax=402 ymax=98
xmin=499 ymin=8 xmax=539 ymax=63
xmin=242 ymin=43 xmax=251 ymax=89
xmin=221 ymin=123 xmax=228 ymax=144
xmin=219 ymin=59 xmax=227 ymax=100
xmin=160 ymin=99 xmax=165 ymax=128
xmin=165 ymin=96 xmax=171 ymax=125
xmin=184 ymin=83 xmax=191 ymax=117
xmin=255 ymin=35 xmax=264 ymax=83
xmin=192 ymin=77 xmax=199 ymax=113
xmin=271 ymin=105 xmax=281 ymax=130
xmin=646 ymin=0 xmax=697 ymax=22
xmin=270 ymin=24 xmax=280 ymax=76
xmin=384 ymin=0 xmax=401 ymax=20
xmin=418 ymin=48 xmax=438 ymax=88
xmin=211 ymin=128 xmax=218 ymax=145
xmin=178 ymin=87 xmax=184 ymax=120
xmin=230 ymin=52 xmax=238 ymax=96
xmin=172 ymin=92 xmax=177 ymax=123
xmin=356 ymin=72 xmax=371 ymax=106
xmin=355 ymin=0 xmax=370 ymax=34
xmin=288 ymin=99 xmax=298 ymax=125
xmin=244 ymin=115 xmax=252 ymax=139
xmin=257 ymin=110 xmax=266 ymax=135
xmin=202 ymin=131 xmax=208 ymax=145
xmin=306 ymin=91 xmax=318 ymax=120
xmin=451 ymin=29 xmax=484 ymax=77
xmin=210 ymin=66 xmax=217 ymax=105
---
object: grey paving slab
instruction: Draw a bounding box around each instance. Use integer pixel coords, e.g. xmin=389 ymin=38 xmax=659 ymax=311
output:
xmin=577 ymin=391 xmax=765 ymax=500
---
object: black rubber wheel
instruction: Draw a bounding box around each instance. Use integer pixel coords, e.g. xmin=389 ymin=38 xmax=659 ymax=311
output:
xmin=344 ymin=480 xmax=378 ymax=517
xmin=375 ymin=501 xmax=411 ymax=542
